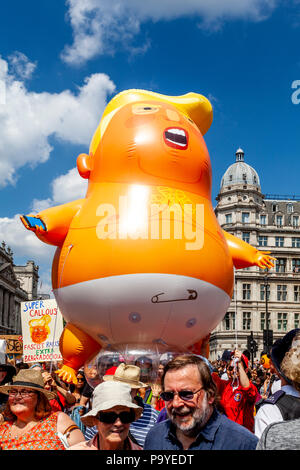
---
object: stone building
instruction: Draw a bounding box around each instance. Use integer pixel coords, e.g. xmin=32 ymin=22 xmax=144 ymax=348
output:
xmin=0 ymin=242 xmax=39 ymax=335
xmin=210 ymin=148 xmax=300 ymax=360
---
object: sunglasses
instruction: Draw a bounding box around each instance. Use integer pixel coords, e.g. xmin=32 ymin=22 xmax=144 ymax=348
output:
xmin=160 ymin=387 xmax=203 ymax=402
xmin=97 ymin=410 xmax=135 ymax=424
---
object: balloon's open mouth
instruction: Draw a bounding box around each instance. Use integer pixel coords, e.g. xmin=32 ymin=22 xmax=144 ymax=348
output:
xmin=164 ymin=127 xmax=188 ymax=150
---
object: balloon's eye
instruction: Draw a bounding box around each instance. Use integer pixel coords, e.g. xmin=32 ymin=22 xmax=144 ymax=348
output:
xmin=132 ymin=104 xmax=161 ymax=115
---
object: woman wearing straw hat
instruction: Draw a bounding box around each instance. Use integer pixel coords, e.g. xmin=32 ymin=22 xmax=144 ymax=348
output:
xmin=69 ymin=381 xmax=143 ymax=450
xmin=0 ymin=368 xmax=85 ymax=450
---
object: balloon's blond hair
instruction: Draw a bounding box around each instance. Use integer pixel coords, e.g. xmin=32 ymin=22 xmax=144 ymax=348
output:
xmin=89 ymin=89 xmax=213 ymax=155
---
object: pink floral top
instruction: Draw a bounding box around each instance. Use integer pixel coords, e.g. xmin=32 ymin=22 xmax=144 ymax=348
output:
xmin=0 ymin=412 xmax=66 ymax=450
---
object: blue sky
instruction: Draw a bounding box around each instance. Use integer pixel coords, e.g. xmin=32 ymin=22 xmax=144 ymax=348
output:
xmin=0 ymin=0 xmax=299 ymax=295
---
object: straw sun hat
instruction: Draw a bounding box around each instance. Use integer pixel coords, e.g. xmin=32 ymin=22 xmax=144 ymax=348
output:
xmin=81 ymin=381 xmax=143 ymax=427
xmin=103 ymin=363 xmax=147 ymax=389
xmin=0 ymin=368 xmax=56 ymax=401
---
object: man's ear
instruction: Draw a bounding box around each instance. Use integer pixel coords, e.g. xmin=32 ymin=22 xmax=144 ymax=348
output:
xmin=77 ymin=153 xmax=93 ymax=179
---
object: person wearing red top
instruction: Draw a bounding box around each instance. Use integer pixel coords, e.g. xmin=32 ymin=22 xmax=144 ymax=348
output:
xmin=213 ymin=350 xmax=257 ymax=433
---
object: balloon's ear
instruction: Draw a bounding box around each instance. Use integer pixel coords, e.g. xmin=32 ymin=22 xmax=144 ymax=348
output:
xmin=77 ymin=153 xmax=93 ymax=179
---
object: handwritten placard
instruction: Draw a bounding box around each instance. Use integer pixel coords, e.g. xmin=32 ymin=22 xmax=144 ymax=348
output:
xmin=20 ymin=299 xmax=63 ymax=363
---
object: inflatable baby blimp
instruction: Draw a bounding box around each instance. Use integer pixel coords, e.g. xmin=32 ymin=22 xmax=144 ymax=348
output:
xmin=20 ymin=89 xmax=275 ymax=384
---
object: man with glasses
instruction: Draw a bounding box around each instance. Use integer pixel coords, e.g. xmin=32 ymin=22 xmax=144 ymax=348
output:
xmin=144 ymin=355 xmax=258 ymax=450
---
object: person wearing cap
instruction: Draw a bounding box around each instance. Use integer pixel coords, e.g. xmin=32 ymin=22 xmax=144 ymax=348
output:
xmin=213 ymin=349 xmax=257 ymax=432
xmin=68 ymin=381 xmax=143 ymax=450
xmin=84 ymin=363 xmax=159 ymax=447
xmin=0 ymin=368 xmax=85 ymax=450
xmin=255 ymin=328 xmax=300 ymax=439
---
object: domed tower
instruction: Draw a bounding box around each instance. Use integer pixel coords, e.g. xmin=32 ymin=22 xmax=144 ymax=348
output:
xmin=216 ymin=148 xmax=264 ymax=230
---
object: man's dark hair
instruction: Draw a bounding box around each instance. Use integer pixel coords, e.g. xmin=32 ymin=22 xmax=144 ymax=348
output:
xmin=162 ymin=354 xmax=217 ymax=403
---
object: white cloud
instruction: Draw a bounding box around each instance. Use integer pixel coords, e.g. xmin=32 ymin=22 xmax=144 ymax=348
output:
xmin=62 ymin=0 xmax=278 ymax=65
xmin=8 ymin=52 xmax=37 ymax=80
xmin=0 ymin=215 xmax=56 ymax=261
xmin=0 ymin=56 xmax=115 ymax=186
xmin=32 ymin=167 xmax=87 ymax=212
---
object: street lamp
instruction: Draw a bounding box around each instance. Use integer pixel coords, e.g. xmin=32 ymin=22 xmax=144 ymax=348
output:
xmin=264 ymin=272 xmax=270 ymax=354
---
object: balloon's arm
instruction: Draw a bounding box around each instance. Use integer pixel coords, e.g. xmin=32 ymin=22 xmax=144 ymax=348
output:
xmin=20 ymin=199 xmax=84 ymax=247
xmin=223 ymin=230 xmax=276 ymax=270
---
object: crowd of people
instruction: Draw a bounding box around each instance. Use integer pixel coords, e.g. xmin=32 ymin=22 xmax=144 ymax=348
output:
xmin=0 ymin=328 xmax=300 ymax=451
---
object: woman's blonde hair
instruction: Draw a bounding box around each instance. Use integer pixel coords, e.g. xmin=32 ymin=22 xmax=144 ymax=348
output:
xmin=2 ymin=391 xmax=52 ymax=422
xmin=281 ymin=333 xmax=300 ymax=391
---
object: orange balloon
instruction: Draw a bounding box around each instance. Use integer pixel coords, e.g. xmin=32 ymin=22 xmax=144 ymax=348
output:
xmin=20 ymin=89 xmax=275 ymax=382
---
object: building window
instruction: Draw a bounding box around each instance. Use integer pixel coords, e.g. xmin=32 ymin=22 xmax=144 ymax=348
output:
xmin=272 ymin=204 xmax=278 ymax=212
xmin=278 ymin=313 xmax=288 ymax=331
xmin=292 ymin=238 xmax=300 ymax=248
xmin=258 ymin=236 xmax=268 ymax=247
xmin=260 ymin=284 xmax=270 ymax=301
xmin=276 ymin=215 xmax=283 ymax=226
xmin=293 ymin=216 xmax=299 ymax=227
xmin=223 ymin=312 xmax=236 ymax=331
xmin=261 ymin=312 xmax=270 ymax=330
xmin=260 ymin=215 xmax=267 ymax=225
xmin=242 ymin=232 xmax=250 ymax=243
xmin=287 ymin=203 xmax=294 ymax=213
xmin=294 ymin=286 xmax=300 ymax=302
xmin=275 ymin=236 xmax=284 ymax=247
xmin=242 ymin=212 xmax=250 ymax=224
xmin=275 ymin=258 xmax=286 ymax=273
xmin=242 ymin=284 xmax=251 ymax=300
xmin=225 ymin=213 xmax=232 ymax=224
xmin=292 ymin=259 xmax=300 ymax=273
xmin=243 ymin=312 xmax=251 ymax=330
xmin=295 ymin=313 xmax=299 ymax=329
xmin=277 ymin=285 xmax=287 ymax=301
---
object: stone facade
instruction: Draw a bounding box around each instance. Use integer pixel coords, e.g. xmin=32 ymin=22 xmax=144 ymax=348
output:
xmin=210 ymin=149 xmax=300 ymax=360
xmin=0 ymin=242 xmax=39 ymax=335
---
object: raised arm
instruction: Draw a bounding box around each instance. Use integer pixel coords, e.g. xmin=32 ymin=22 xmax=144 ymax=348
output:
xmin=222 ymin=230 xmax=276 ymax=270
xmin=20 ymin=199 xmax=84 ymax=247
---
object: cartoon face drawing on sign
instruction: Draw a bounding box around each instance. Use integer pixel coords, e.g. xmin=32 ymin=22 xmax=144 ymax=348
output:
xmin=28 ymin=315 xmax=51 ymax=344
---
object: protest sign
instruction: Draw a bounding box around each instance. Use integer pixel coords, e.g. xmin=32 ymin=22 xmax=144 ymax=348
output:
xmin=21 ymin=299 xmax=63 ymax=363
xmin=0 ymin=335 xmax=23 ymax=354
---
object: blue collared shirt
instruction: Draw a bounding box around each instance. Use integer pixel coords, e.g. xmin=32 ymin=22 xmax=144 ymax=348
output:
xmin=144 ymin=408 xmax=258 ymax=450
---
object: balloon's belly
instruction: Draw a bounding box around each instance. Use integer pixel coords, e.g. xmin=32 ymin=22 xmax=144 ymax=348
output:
xmin=54 ymin=273 xmax=231 ymax=351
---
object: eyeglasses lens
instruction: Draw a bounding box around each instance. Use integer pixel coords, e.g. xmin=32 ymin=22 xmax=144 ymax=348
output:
xmin=98 ymin=410 xmax=135 ymax=424
xmin=160 ymin=390 xmax=195 ymax=402
xmin=9 ymin=389 xmax=34 ymax=397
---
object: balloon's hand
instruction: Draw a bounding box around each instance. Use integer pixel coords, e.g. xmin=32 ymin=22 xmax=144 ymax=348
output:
xmin=20 ymin=215 xmax=47 ymax=233
xmin=55 ymin=365 xmax=78 ymax=385
xmin=254 ymin=251 xmax=276 ymax=269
